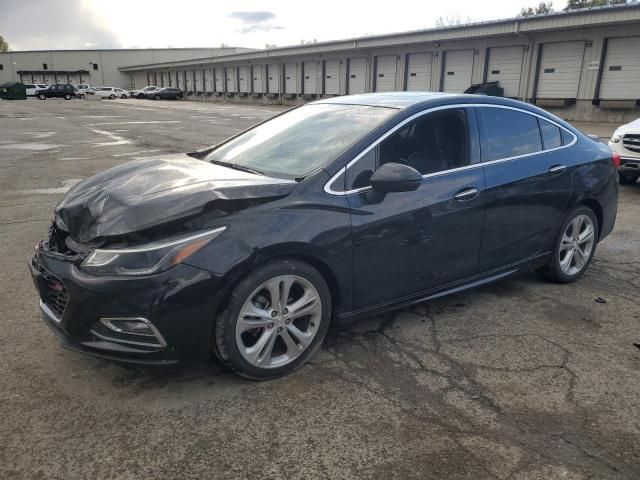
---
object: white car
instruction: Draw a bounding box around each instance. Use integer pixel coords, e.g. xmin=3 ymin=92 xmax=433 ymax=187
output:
xmin=25 ymin=84 xmax=48 ymax=97
xmin=92 ymin=87 xmax=126 ymax=99
xmin=74 ymin=84 xmax=91 ymax=98
xmin=609 ymin=118 xmax=640 ymax=185
xmin=130 ymin=85 xmax=160 ymax=99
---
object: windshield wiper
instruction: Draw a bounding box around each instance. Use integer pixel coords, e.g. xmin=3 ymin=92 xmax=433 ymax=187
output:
xmin=209 ymin=160 xmax=265 ymax=176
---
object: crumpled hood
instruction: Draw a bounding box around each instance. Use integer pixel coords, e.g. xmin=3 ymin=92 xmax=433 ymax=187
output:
xmin=55 ymin=154 xmax=296 ymax=243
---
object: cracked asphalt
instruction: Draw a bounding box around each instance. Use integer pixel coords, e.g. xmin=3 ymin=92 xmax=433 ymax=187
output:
xmin=1 ymin=98 xmax=639 ymax=480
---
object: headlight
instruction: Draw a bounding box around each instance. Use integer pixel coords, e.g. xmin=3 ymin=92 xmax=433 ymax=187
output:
xmin=81 ymin=226 xmax=226 ymax=276
xmin=610 ymin=132 xmax=622 ymax=143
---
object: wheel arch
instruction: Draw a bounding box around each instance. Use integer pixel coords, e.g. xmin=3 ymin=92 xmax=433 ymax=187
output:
xmin=578 ymin=197 xmax=604 ymax=238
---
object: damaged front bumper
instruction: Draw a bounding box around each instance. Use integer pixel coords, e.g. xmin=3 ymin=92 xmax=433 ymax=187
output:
xmin=29 ymin=247 xmax=224 ymax=365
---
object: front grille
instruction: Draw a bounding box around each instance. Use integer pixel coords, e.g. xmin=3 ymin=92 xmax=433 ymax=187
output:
xmin=623 ymin=134 xmax=640 ymax=153
xmin=40 ymin=268 xmax=69 ymax=318
xmin=90 ymin=321 xmax=164 ymax=349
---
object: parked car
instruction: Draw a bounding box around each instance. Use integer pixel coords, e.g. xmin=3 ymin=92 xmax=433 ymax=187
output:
xmin=25 ymin=84 xmax=49 ymax=97
xmin=145 ymin=87 xmax=183 ymax=100
xmin=114 ymin=88 xmax=129 ymax=99
xmin=30 ymin=93 xmax=618 ymax=379
xmin=37 ymin=84 xmax=77 ymax=100
xmin=74 ymin=84 xmax=91 ymax=99
xmin=609 ymin=118 xmax=640 ymax=185
xmin=131 ymin=85 xmax=160 ymax=98
xmin=92 ymin=87 xmax=121 ymax=99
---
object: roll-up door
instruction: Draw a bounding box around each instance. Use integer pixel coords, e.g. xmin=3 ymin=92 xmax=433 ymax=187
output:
xmin=178 ymin=72 xmax=185 ymax=90
xmin=239 ymin=66 xmax=250 ymax=92
xmin=226 ymin=67 xmax=236 ymax=92
xmin=185 ymin=70 xmax=194 ymax=92
xmin=252 ymin=65 xmax=265 ymax=93
xmin=406 ymin=52 xmax=432 ymax=91
xmin=324 ymin=60 xmax=340 ymax=94
xmin=214 ymin=68 xmax=223 ymax=92
xmin=442 ymin=50 xmax=474 ymax=93
xmin=267 ymin=63 xmax=280 ymax=93
xmin=347 ymin=57 xmax=367 ymax=94
xmin=160 ymin=72 xmax=166 ymax=87
xmin=284 ymin=62 xmax=298 ymax=94
xmin=205 ymin=69 xmax=214 ymax=92
xmin=536 ymin=41 xmax=585 ymax=99
xmin=146 ymin=73 xmax=152 ymax=86
xmin=67 ymin=73 xmax=80 ymax=85
xmin=303 ymin=61 xmax=319 ymax=94
xmin=195 ymin=70 xmax=204 ymax=92
xmin=599 ymin=36 xmax=640 ymax=100
xmin=374 ymin=55 xmax=398 ymax=92
xmin=486 ymin=46 xmax=524 ymax=98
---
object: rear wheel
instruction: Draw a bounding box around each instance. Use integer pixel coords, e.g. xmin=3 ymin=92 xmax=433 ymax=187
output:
xmin=154 ymin=94 xmax=161 ymax=100
xmin=214 ymin=259 xmax=331 ymax=380
xmin=64 ymin=93 xmax=72 ymax=100
xmin=619 ymin=172 xmax=638 ymax=185
xmin=539 ymin=206 xmax=598 ymax=284
xmin=38 ymin=93 xmax=46 ymax=100
xmin=109 ymin=94 xmax=116 ymax=99
xmin=120 ymin=94 xmax=127 ymax=99
xmin=137 ymin=93 xmax=144 ymax=99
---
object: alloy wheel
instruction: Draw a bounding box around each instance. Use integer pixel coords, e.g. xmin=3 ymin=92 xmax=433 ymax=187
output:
xmin=235 ymin=275 xmax=322 ymax=369
xmin=559 ymin=214 xmax=595 ymax=276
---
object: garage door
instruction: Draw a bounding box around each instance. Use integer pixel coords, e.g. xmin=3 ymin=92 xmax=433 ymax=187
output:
xmin=267 ymin=64 xmax=280 ymax=93
xmin=374 ymin=55 xmax=398 ymax=92
xmin=599 ymin=36 xmax=640 ymax=100
xmin=186 ymin=70 xmax=194 ymax=92
xmin=406 ymin=52 xmax=433 ymax=91
xmin=536 ymin=41 xmax=585 ymax=99
xmin=324 ymin=60 xmax=340 ymax=94
xmin=348 ymin=57 xmax=367 ymax=94
xmin=226 ymin=67 xmax=236 ymax=93
xmin=195 ymin=70 xmax=204 ymax=92
xmin=486 ymin=46 xmax=524 ymax=98
xmin=214 ymin=68 xmax=223 ymax=92
xmin=67 ymin=73 xmax=80 ymax=85
xmin=238 ymin=66 xmax=250 ymax=93
xmin=284 ymin=62 xmax=298 ymax=94
xmin=303 ymin=61 xmax=319 ymax=95
xmin=205 ymin=69 xmax=214 ymax=92
xmin=442 ymin=50 xmax=474 ymax=93
xmin=252 ymin=65 xmax=265 ymax=93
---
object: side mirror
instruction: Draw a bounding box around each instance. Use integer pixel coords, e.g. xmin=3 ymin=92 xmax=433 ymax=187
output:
xmin=370 ymin=162 xmax=423 ymax=193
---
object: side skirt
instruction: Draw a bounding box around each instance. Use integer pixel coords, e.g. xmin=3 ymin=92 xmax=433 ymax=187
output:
xmin=336 ymin=252 xmax=550 ymax=323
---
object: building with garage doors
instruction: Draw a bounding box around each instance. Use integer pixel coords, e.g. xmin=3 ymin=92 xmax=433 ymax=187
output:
xmin=119 ymin=3 xmax=640 ymax=122
xmin=0 ymin=47 xmax=253 ymax=89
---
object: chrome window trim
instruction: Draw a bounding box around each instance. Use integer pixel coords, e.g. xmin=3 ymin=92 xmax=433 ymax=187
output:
xmin=324 ymin=103 xmax=578 ymax=196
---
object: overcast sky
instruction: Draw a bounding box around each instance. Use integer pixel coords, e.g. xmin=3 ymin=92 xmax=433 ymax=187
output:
xmin=1 ymin=0 xmax=574 ymax=51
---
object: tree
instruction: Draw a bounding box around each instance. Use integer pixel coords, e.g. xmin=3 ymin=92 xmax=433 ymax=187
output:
xmin=435 ymin=14 xmax=474 ymax=27
xmin=0 ymin=36 xmax=9 ymax=52
xmin=565 ymin=0 xmax=626 ymax=9
xmin=519 ymin=2 xmax=554 ymax=17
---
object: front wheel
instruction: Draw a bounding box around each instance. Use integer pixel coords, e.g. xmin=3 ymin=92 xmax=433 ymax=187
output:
xmin=64 ymin=93 xmax=72 ymax=100
xmin=619 ymin=172 xmax=638 ymax=185
xmin=109 ymin=94 xmax=116 ymax=99
xmin=38 ymin=93 xmax=46 ymax=100
xmin=154 ymin=94 xmax=161 ymax=100
xmin=539 ymin=206 xmax=599 ymax=284
xmin=214 ymin=259 xmax=331 ymax=380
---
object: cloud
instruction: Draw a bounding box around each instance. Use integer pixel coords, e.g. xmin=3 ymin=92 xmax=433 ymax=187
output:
xmin=228 ymin=10 xmax=283 ymax=34
xmin=0 ymin=0 xmax=120 ymax=50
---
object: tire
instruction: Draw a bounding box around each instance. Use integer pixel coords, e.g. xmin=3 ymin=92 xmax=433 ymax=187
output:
xmin=154 ymin=94 xmax=161 ymax=100
xmin=137 ymin=93 xmax=144 ymax=99
xmin=539 ymin=206 xmax=599 ymax=284
xmin=64 ymin=93 xmax=71 ymax=100
xmin=214 ymin=259 xmax=331 ymax=380
xmin=619 ymin=172 xmax=638 ymax=185
xmin=176 ymin=95 xmax=183 ymax=100
xmin=79 ymin=94 xmax=85 ymax=99
xmin=38 ymin=93 xmax=46 ymax=100
xmin=108 ymin=94 xmax=115 ymax=99
xmin=120 ymin=94 xmax=127 ymax=99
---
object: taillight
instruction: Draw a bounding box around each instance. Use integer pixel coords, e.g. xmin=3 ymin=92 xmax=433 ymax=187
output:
xmin=612 ymin=152 xmax=621 ymax=168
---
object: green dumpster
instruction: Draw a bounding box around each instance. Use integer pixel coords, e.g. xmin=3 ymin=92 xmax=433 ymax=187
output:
xmin=0 ymin=82 xmax=28 ymax=100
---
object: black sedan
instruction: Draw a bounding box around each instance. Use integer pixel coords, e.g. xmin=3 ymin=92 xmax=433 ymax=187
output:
xmin=30 ymin=93 xmax=618 ymax=379
xmin=145 ymin=87 xmax=183 ymax=100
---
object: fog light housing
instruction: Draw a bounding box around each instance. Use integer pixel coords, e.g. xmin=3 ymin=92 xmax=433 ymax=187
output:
xmin=92 ymin=317 xmax=168 ymax=348
xmin=107 ymin=319 xmax=154 ymax=335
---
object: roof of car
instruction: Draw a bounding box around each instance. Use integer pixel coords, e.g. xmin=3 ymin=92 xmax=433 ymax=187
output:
xmin=313 ymin=92 xmax=516 ymax=109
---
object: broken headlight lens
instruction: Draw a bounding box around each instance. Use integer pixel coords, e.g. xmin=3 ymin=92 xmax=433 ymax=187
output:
xmin=81 ymin=226 xmax=226 ymax=276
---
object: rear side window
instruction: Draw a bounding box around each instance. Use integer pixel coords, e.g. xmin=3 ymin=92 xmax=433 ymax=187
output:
xmin=477 ymin=107 xmax=542 ymax=162
xmin=539 ymin=119 xmax=562 ymax=149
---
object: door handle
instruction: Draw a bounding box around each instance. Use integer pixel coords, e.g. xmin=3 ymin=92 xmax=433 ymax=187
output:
xmin=453 ymin=187 xmax=480 ymax=201
xmin=548 ymin=164 xmax=567 ymax=174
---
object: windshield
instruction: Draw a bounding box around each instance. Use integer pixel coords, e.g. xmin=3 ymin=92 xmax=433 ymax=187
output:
xmin=205 ymin=104 xmax=396 ymax=179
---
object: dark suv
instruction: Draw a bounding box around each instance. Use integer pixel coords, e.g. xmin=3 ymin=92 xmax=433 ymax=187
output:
xmin=145 ymin=87 xmax=183 ymax=100
xmin=37 ymin=84 xmax=77 ymax=100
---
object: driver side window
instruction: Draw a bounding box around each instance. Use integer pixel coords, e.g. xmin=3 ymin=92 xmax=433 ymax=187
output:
xmin=346 ymin=108 xmax=470 ymax=190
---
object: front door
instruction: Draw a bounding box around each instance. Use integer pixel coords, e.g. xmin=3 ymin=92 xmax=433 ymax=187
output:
xmin=347 ymin=107 xmax=486 ymax=309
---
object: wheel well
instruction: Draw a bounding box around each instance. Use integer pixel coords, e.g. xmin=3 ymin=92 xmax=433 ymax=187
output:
xmin=579 ymin=198 xmax=603 ymax=237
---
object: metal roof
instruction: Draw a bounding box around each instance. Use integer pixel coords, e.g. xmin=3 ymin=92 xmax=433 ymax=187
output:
xmin=119 ymin=2 xmax=640 ymax=72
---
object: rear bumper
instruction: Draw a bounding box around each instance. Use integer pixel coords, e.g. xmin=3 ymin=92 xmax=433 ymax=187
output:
xmin=30 ymin=249 xmax=226 ymax=365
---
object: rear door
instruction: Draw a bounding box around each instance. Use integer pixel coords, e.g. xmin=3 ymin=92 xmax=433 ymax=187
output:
xmin=476 ymin=106 xmax=574 ymax=271
xmin=346 ymin=107 xmax=485 ymax=308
